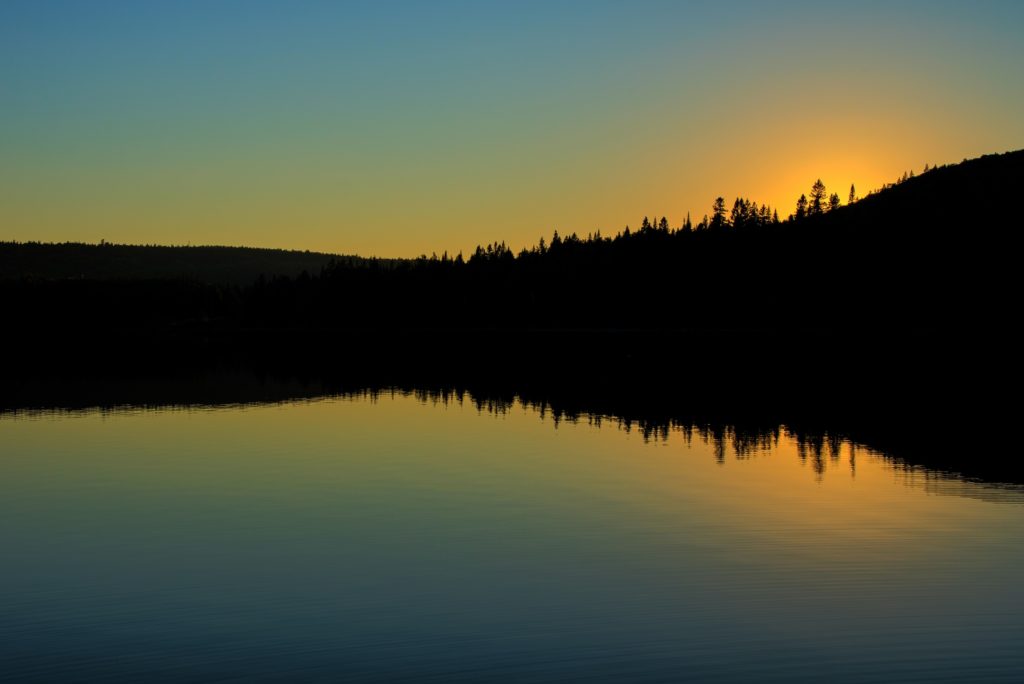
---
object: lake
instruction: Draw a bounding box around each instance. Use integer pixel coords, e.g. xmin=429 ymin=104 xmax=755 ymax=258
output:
xmin=2 ymin=389 xmax=1023 ymax=682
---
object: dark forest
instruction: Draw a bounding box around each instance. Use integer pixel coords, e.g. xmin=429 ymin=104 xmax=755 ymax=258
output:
xmin=4 ymin=151 xmax=1021 ymax=485
xmin=3 ymin=150 xmax=1018 ymax=334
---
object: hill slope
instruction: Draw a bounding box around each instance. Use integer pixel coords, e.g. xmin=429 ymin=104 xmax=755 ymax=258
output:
xmin=3 ymin=149 xmax=1020 ymax=331
xmin=234 ymin=148 xmax=1020 ymax=330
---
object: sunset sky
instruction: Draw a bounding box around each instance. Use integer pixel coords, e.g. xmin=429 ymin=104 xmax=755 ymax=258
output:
xmin=3 ymin=1 xmax=1022 ymax=257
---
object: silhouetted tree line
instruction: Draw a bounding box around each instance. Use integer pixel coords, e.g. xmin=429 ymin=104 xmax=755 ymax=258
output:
xmin=0 ymin=242 xmax=371 ymax=285
xmin=4 ymin=150 xmax=1018 ymax=333
xmin=236 ymin=152 xmax=1016 ymax=330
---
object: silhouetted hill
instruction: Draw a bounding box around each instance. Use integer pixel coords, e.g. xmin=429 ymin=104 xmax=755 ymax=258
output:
xmin=5 ymin=152 xmax=1019 ymax=480
xmin=3 ymin=149 xmax=1020 ymax=332
xmin=226 ymin=149 xmax=1021 ymax=331
xmin=0 ymin=242 xmax=390 ymax=285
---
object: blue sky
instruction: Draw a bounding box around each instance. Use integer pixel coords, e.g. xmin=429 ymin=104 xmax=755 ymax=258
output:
xmin=3 ymin=1 xmax=1022 ymax=255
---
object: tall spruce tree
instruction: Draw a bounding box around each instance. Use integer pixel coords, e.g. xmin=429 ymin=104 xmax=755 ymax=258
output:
xmin=809 ymin=179 xmax=827 ymax=215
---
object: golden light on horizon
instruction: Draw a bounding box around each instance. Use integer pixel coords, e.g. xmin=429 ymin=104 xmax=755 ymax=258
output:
xmin=1 ymin=3 xmax=1021 ymax=257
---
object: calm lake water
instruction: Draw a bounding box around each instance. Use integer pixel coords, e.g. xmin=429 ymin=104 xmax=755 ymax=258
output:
xmin=2 ymin=392 xmax=1023 ymax=682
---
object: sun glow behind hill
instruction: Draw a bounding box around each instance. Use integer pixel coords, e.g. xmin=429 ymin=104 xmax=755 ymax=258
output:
xmin=1 ymin=1 xmax=1022 ymax=257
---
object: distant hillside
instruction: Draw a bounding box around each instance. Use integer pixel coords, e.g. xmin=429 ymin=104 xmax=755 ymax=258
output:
xmin=3 ymin=149 xmax=1020 ymax=332
xmin=0 ymin=242 xmax=386 ymax=286
xmin=808 ymin=148 xmax=1021 ymax=240
xmin=4 ymin=151 xmax=1018 ymax=488
xmin=241 ymin=148 xmax=1018 ymax=331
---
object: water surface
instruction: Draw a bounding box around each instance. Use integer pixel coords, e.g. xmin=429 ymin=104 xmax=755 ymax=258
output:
xmin=2 ymin=393 xmax=1022 ymax=682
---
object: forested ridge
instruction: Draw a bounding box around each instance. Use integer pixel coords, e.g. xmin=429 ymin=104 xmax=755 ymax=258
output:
xmin=6 ymin=152 xmax=1020 ymax=481
xmin=0 ymin=242 xmax=369 ymax=286
xmin=4 ymin=150 xmax=1020 ymax=333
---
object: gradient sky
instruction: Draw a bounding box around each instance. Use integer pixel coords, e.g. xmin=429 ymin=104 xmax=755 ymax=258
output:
xmin=2 ymin=1 xmax=1023 ymax=257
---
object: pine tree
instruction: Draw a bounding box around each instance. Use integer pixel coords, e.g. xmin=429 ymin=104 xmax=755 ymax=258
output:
xmin=809 ymin=179 xmax=827 ymax=215
xmin=730 ymin=198 xmax=745 ymax=229
xmin=711 ymin=197 xmax=727 ymax=230
xmin=848 ymin=184 xmax=856 ymax=205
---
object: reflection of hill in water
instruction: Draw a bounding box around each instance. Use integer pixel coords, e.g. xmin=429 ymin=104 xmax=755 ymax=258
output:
xmin=4 ymin=370 xmax=1020 ymax=504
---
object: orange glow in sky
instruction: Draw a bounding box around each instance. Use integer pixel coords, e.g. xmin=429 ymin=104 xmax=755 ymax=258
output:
xmin=2 ymin=2 xmax=1022 ymax=257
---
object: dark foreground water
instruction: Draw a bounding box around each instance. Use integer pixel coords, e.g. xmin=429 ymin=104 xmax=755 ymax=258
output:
xmin=2 ymin=392 xmax=1023 ymax=682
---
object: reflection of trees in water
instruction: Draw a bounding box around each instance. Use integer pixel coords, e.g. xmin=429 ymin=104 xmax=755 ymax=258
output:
xmin=5 ymin=378 xmax=1018 ymax=496
xmin=356 ymin=386 xmax=871 ymax=481
xmin=363 ymin=386 xmax=1024 ymax=497
xmin=795 ymin=431 xmax=851 ymax=479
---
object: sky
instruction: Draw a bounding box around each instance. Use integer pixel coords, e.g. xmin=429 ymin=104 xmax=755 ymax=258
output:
xmin=2 ymin=1 xmax=1023 ymax=257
